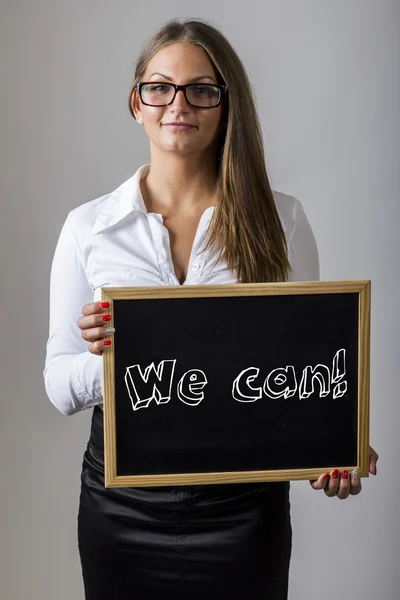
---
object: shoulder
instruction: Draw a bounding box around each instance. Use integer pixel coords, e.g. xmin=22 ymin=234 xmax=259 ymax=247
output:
xmin=66 ymin=192 xmax=111 ymax=231
xmin=272 ymin=189 xmax=319 ymax=281
xmin=63 ymin=191 xmax=112 ymax=250
xmin=63 ymin=164 xmax=147 ymax=244
xmin=272 ymin=189 xmax=301 ymax=238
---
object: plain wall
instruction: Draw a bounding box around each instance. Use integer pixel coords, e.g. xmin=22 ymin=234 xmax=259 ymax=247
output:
xmin=1 ymin=1 xmax=399 ymax=598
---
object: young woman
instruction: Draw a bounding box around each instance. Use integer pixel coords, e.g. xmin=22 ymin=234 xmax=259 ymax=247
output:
xmin=44 ymin=18 xmax=378 ymax=600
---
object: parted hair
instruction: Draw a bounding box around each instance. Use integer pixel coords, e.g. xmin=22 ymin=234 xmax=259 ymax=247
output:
xmin=128 ymin=18 xmax=291 ymax=283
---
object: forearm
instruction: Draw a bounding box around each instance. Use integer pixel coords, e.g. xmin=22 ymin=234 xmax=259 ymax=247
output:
xmin=44 ymin=213 xmax=102 ymax=416
xmin=44 ymin=350 xmax=103 ymax=416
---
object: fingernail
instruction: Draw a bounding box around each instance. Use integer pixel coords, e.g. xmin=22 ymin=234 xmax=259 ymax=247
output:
xmin=332 ymin=469 xmax=339 ymax=479
xmin=102 ymin=314 xmax=112 ymax=321
xmin=104 ymin=327 xmax=115 ymax=334
xmin=100 ymin=301 xmax=110 ymax=308
xmin=103 ymin=340 xmax=112 ymax=346
xmin=323 ymin=474 xmax=329 ymax=481
xmin=342 ymin=470 xmax=349 ymax=479
xmin=352 ymin=469 xmax=359 ymax=478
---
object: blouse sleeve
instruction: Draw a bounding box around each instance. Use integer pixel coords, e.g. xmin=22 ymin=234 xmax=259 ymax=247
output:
xmin=287 ymin=199 xmax=320 ymax=282
xmin=43 ymin=214 xmax=103 ymax=416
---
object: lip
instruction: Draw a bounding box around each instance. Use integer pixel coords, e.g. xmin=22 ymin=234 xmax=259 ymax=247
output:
xmin=162 ymin=122 xmax=195 ymax=129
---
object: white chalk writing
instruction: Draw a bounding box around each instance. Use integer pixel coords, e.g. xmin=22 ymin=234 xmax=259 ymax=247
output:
xmin=124 ymin=349 xmax=348 ymax=411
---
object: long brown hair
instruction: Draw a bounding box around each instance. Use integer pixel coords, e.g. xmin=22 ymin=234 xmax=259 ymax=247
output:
xmin=128 ymin=18 xmax=291 ymax=283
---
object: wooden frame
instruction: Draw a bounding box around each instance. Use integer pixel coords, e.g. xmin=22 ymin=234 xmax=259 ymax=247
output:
xmin=102 ymin=280 xmax=370 ymax=488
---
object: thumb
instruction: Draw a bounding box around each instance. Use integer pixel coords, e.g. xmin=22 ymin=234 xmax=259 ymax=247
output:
xmin=310 ymin=473 xmax=329 ymax=490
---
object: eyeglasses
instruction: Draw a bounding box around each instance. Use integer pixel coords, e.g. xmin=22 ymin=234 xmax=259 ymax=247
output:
xmin=136 ymin=82 xmax=227 ymax=108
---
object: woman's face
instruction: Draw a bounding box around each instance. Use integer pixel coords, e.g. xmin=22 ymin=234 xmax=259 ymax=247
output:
xmin=133 ymin=42 xmax=224 ymax=159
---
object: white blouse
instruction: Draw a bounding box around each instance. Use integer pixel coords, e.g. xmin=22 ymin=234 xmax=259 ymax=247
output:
xmin=43 ymin=164 xmax=320 ymax=416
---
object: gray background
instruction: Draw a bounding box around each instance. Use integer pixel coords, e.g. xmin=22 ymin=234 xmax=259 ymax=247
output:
xmin=1 ymin=1 xmax=399 ymax=598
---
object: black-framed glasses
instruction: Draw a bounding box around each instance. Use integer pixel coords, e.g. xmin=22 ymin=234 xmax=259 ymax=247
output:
xmin=137 ymin=82 xmax=227 ymax=108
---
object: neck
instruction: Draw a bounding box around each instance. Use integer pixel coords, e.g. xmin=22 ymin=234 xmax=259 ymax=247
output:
xmin=141 ymin=149 xmax=218 ymax=214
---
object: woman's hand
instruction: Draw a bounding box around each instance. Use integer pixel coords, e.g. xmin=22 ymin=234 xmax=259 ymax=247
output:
xmin=309 ymin=446 xmax=379 ymax=500
xmin=77 ymin=301 xmax=115 ymax=355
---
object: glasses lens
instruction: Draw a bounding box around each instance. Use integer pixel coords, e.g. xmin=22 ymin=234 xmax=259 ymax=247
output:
xmin=141 ymin=83 xmax=175 ymax=106
xmin=187 ymin=84 xmax=221 ymax=107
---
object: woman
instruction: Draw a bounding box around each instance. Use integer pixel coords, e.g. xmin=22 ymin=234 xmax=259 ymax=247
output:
xmin=44 ymin=18 xmax=378 ymax=600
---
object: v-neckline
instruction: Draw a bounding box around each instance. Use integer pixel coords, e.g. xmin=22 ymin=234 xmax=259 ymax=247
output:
xmin=153 ymin=206 xmax=214 ymax=286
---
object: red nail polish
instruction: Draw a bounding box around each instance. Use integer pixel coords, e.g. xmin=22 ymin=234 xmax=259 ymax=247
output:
xmin=103 ymin=340 xmax=112 ymax=346
xmin=100 ymin=301 xmax=110 ymax=308
xmin=342 ymin=470 xmax=349 ymax=479
xmin=323 ymin=474 xmax=329 ymax=481
xmin=102 ymin=314 xmax=112 ymax=321
xmin=332 ymin=469 xmax=339 ymax=479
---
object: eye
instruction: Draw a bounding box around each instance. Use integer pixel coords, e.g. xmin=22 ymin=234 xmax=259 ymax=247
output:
xmin=142 ymin=83 xmax=171 ymax=94
xmin=195 ymin=86 xmax=211 ymax=95
xmin=190 ymin=85 xmax=219 ymax=98
xmin=148 ymin=84 xmax=170 ymax=93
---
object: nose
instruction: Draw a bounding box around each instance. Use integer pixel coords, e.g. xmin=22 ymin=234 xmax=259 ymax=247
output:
xmin=170 ymin=89 xmax=191 ymax=111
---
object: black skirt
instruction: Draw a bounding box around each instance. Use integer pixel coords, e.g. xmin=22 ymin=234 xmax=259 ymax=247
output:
xmin=78 ymin=406 xmax=292 ymax=600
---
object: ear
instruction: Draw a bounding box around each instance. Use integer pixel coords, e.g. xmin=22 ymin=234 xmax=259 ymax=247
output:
xmin=131 ymin=88 xmax=141 ymax=121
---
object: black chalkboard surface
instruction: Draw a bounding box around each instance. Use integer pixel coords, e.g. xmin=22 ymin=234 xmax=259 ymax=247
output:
xmin=102 ymin=281 xmax=370 ymax=488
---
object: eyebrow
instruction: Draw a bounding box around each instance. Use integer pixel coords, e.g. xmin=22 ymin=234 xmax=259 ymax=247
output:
xmin=148 ymin=72 xmax=217 ymax=83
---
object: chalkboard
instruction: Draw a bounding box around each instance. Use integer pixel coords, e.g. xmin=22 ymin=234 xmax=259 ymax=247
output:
xmin=102 ymin=281 xmax=370 ymax=488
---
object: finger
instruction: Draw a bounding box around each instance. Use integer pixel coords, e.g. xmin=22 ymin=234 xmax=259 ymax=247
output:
xmin=336 ymin=470 xmax=351 ymax=500
xmin=310 ymin=473 xmax=329 ymax=490
xmin=81 ymin=301 xmax=110 ymax=316
xmin=88 ymin=338 xmax=113 ymax=356
xmin=81 ymin=325 xmax=115 ymax=344
xmin=324 ymin=469 xmax=340 ymax=497
xmin=369 ymin=446 xmax=379 ymax=475
xmin=350 ymin=469 xmax=362 ymax=495
xmin=77 ymin=311 xmax=113 ymax=332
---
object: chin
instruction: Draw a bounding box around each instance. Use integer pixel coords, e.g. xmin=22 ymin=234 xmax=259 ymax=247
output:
xmin=152 ymin=135 xmax=211 ymax=156
xmin=161 ymin=141 xmax=201 ymax=154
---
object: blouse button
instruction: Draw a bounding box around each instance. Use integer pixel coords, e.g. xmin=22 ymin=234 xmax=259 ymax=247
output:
xmin=192 ymin=263 xmax=200 ymax=272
